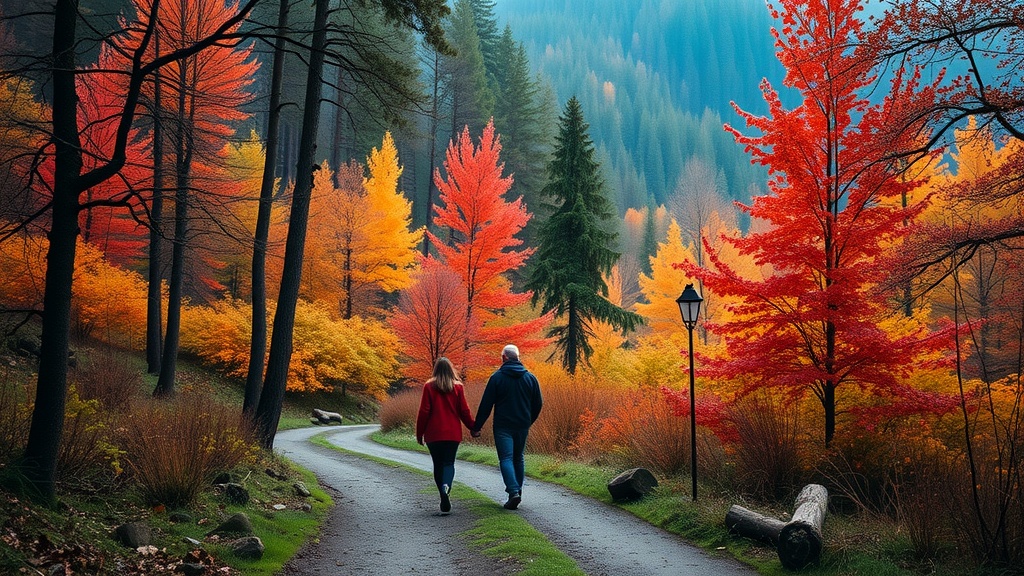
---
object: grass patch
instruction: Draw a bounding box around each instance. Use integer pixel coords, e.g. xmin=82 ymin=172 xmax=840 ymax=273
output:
xmin=311 ymin=432 xmax=583 ymax=575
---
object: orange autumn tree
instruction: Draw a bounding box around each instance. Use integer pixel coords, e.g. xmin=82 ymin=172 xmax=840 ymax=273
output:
xmin=389 ymin=265 xmax=470 ymax=382
xmin=425 ymin=120 xmax=548 ymax=379
xmin=693 ymin=0 xmax=953 ymax=447
xmin=297 ymin=133 xmax=420 ymax=319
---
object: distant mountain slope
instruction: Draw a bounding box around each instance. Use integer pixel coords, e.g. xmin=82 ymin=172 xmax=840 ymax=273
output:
xmin=494 ymin=0 xmax=788 ymax=211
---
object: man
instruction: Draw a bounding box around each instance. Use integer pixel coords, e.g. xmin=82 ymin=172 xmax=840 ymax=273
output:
xmin=470 ymin=344 xmax=543 ymax=510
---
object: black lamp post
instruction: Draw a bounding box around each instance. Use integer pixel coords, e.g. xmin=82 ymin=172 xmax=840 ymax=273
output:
xmin=676 ymin=283 xmax=703 ymax=502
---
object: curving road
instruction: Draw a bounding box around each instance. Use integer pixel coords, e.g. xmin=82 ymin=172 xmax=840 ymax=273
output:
xmin=275 ymin=425 xmax=756 ymax=576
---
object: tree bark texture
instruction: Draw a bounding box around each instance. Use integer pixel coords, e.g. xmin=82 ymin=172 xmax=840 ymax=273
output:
xmin=725 ymin=505 xmax=785 ymax=547
xmin=19 ymin=0 xmax=83 ymax=501
xmin=778 ymin=484 xmax=828 ymax=570
xmin=254 ymin=0 xmax=329 ymax=450
xmin=243 ymin=0 xmax=289 ymax=416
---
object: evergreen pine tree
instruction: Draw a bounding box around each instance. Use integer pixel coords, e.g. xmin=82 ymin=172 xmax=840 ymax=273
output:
xmin=526 ymin=96 xmax=642 ymax=374
xmin=468 ymin=0 xmax=500 ymax=83
xmin=443 ymin=0 xmax=494 ymax=139
xmin=493 ymin=25 xmax=553 ymax=246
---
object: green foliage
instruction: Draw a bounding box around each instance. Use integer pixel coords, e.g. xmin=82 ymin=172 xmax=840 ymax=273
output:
xmin=527 ymin=96 xmax=642 ymax=374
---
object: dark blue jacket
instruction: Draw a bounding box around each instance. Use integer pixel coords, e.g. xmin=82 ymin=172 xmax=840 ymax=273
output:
xmin=472 ymin=360 xmax=542 ymax=432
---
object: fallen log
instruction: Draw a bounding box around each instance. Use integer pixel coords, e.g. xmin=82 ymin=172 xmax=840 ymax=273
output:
xmin=724 ymin=504 xmax=785 ymax=546
xmin=778 ymin=484 xmax=828 ymax=570
xmin=724 ymin=483 xmax=828 ymax=570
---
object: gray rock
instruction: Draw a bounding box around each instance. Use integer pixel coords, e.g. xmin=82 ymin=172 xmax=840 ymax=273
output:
xmin=265 ymin=468 xmax=288 ymax=481
xmin=206 ymin=513 xmax=254 ymax=537
xmin=48 ymin=564 xmax=67 ymax=576
xmin=224 ymin=483 xmax=249 ymax=505
xmin=183 ymin=536 xmax=202 ymax=547
xmin=607 ymin=467 xmax=659 ymax=502
xmin=174 ymin=563 xmax=207 ymax=576
xmin=229 ymin=536 xmax=265 ymax=560
xmin=300 ymin=503 xmax=312 ymax=512
xmin=293 ymin=482 xmax=311 ymax=497
xmin=113 ymin=521 xmax=152 ymax=548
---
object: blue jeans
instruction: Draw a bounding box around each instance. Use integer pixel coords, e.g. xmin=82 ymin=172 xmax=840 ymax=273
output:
xmin=493 ymin=428 xmax=529 ymax=495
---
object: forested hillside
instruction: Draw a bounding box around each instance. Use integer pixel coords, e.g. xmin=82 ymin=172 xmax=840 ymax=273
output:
xmin=494 ymin=0 xmax=788 ymax=211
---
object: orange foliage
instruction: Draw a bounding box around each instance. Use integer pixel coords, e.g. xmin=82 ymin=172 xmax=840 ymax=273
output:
xmin=0 ymin=231 xmax=148 ymax=347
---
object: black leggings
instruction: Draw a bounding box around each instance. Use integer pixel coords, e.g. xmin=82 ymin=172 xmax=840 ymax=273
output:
xmin=426 ymin=441 xmax=460 ymax=493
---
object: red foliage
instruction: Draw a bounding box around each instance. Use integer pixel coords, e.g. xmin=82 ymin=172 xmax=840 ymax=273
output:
xmin=426 ymin=120 xmax=551 ymax=377
xmin=694 ymin=0 xmax=953 ymax=445
xmin=389 ymin=264 xmax=471 ymax=383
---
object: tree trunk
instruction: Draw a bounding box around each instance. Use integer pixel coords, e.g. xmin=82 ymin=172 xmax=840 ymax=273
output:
xmin=254 ymin=0 xmax=329 ymax=450
xmin=725 ymin=505 xmax=785 ymax=546
xmin=154 ymin=70 xmax=194 ymax=397
xmin=243 ymin=0 xmax=289 ymax=416
xmin=146 ymin=30 xmax=164 ymax=375
xmin=778 ymin=484 xmax=828 ymax=570
xmin=20 ymin=0 xmax=82 ymax=501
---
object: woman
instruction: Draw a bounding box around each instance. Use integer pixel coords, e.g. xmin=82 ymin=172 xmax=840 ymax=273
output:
xmin=416 ymin=357 xmax=475 ymax=515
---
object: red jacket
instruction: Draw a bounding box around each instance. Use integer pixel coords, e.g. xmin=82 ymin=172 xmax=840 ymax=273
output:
xmin=416 ymin=381 xmax=475 ymax=443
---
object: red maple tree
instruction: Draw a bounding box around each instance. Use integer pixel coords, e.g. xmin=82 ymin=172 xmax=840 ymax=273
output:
xmin=691 ymin=0 xmax=954 ymax=446
xmin=426 ymin=120 xmax=549 ymax=378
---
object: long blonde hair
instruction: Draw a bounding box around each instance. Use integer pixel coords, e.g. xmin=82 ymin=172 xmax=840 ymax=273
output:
xmin=427 ymin=357 xmax=460 ymax=393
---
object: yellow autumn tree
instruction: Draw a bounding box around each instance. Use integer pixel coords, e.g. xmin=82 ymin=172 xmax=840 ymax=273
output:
xmin=0 ymin=74 xmax=48 ymax=224
xmin=356 ymin=132 xmax=421 ymax=314
xmin=218 ymin=130 xmax=269 ymax=299
xmin=636 ymin=218 xmax=698 ymax=335
xmin=294 ymin=132 xmax=420 ymax=319
xmin=927 ymin=118 xmax=1024 ymax=381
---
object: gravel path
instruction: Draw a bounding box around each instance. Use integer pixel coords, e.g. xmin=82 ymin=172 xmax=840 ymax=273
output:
xmin=274 ymin=425 xmax=756 ymax=576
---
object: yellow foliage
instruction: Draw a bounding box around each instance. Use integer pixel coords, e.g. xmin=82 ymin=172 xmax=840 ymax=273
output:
xmin=180 ymin=297 xmax=400 ymax=399
xmin=297 ymin=133 xmax=421 ymax=317
xmin=636 ymin=218 xmax=697 ymax=335
xmin=359 ymin=132 xmax=421 ymax=294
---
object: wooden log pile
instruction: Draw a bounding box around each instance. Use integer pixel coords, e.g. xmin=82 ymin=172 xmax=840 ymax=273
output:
xmin=725 ymin=484 xmax=828 ymax=570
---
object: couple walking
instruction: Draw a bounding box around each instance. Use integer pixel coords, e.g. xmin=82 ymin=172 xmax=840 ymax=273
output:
xmin=415 ymin=344 xmax=543 ymax=514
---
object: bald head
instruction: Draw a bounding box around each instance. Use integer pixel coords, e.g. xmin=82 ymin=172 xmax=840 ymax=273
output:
xmin=501 ymin=344 xmax=520 ymax=361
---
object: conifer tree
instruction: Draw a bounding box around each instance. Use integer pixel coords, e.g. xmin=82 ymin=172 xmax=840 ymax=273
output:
xmin=526 ymin=96 xmax=642 ymax=374
xmin=443 ymin=0 xmax=493 ymax=139
xmin=492 ymin=25 xmax=552 ymax=246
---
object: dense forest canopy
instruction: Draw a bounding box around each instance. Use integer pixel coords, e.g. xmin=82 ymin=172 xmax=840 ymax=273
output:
xmin=494 ymin=0 xmax=789 ymax=212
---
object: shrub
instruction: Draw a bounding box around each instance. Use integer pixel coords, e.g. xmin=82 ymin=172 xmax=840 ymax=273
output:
xmin=528 ymin=371 xmax=613 ymax=457
xmin=71 ymin=349 xmax=142 ymax=412
xmin=378 ymin=388 xmax=421 ymax=433
xmin=594 ymin=387 xmax=691 ymax=476
xmin=725 ymin=391 xmax=804 ymax=499
xmin=0 ymin=368 xmax=31 ymax=465
xmin=116 ymin=389 xmax=255 ymax=507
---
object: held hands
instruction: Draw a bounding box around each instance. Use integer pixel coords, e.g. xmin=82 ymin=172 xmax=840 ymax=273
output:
xmin=417 ymin=436 xmax=424 ymax=446
xmin=470 ymin=430 xmax=481 ymax=438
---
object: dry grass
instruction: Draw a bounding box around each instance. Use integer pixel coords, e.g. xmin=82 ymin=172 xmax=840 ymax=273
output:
xmin=116 ymin=388 xmax=256 ymax=506
xmin=378 ymin=387 xmax=421 ymax=432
